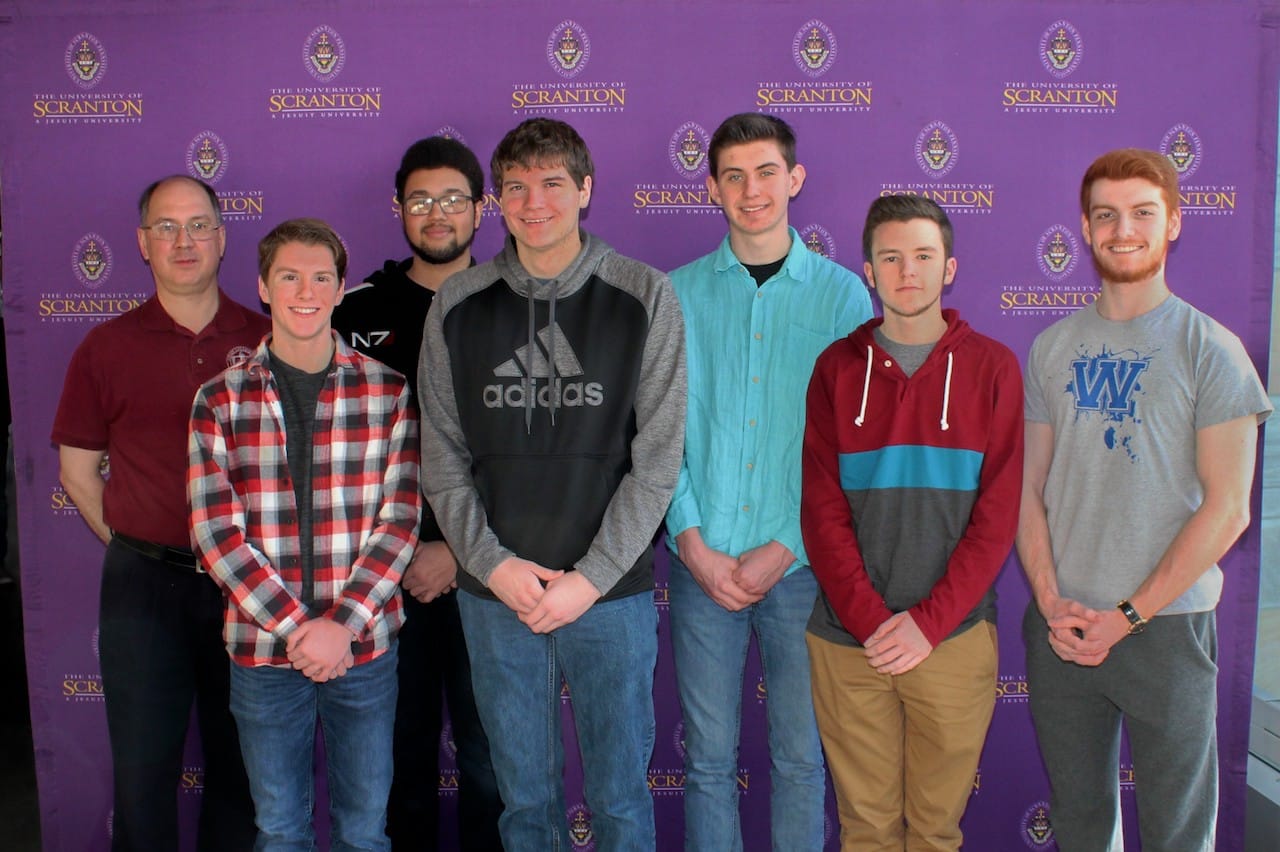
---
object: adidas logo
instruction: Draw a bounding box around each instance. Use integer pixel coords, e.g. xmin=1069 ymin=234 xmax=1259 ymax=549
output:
xmin=484 ymin=322 xmax=604 ymax=409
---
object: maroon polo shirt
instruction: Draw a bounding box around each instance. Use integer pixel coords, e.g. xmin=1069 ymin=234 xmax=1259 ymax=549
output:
xmin=52 ymin=291 xmax=270 ymax=548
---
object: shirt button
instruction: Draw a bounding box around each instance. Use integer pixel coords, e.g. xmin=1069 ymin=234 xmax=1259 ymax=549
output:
xmin=883 ymin=359 xmax=892 ymax=367
xmin=754 ymin=333 xmax=762 ymax=340
xmin=752 ymin=376 xmax=760 ymax=383
xmin=756 ymin=292 xmax=763 ymax=299
xmin=196 ymin=357 xmax=204 ymax=365
xmin=748 ymin=418 xmax=756 ymax=427
xmin=742 ymin=505 xmax=750 ymax=512
xmin=746 ymin=462 xmax=754 ymax=470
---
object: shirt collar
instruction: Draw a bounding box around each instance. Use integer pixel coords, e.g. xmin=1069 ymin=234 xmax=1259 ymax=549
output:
xmin=248 ymin=331 xmax=354 ymax=377
xmin=711 ymin=227 xmax=809 ymax=284
xmin=138 ymin=289 xmax=256 ymax=335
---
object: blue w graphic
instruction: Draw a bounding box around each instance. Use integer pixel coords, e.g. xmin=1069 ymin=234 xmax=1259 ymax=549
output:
xmin=1069 ymin=357 xmax=1148 ymax=416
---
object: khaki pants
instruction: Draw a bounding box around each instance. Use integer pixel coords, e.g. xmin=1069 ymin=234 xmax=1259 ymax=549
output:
xmin=808 ymin=622 xmax=997 ymax=851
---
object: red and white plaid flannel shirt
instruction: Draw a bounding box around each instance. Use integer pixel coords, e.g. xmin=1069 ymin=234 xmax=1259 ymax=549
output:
xmin=187 ymin=335 xmax=420 ymax=667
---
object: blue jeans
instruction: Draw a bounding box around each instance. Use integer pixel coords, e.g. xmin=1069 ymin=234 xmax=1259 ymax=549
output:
xmin=457 ymin=589 xmax=658 ymax=852
xmin=229 ymin=644 xmax=398 ymax=851
xmin=668 ymin=557 xmax=826 ymax=852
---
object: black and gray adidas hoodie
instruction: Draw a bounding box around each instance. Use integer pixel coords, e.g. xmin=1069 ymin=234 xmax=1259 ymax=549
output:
xmin=418 ymin=231 xmax=686 ymax=603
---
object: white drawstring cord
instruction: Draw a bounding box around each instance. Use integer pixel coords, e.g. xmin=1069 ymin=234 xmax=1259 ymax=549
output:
xmin=940 ymin=351 xmax=953 ymax=431
xmin=854 ymin=345 xmax=872 ymax=427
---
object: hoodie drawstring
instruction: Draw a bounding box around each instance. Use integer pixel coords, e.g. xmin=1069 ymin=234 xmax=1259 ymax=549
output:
xmin=524 ymin=284 xmax=535 ymax=434
xmin=939 ymin=351 xmax=953 ymax=431
xmin=547 ymin=278 xmax=559 ymax=426
xmin=523 ymin=277 xmax=562 ymax=433
xmin=854 ymin=345 xmax=872 ymax=427
xmin=854 ymin=345 xmax=954 ymax=431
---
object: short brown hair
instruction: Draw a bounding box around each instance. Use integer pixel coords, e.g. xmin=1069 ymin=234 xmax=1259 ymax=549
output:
xmin=707 ymin=113 xmax=797 ymax=179
xmin=1080 ymin=148 xmax=1180 ymax=216
xmin=491 ymin=118 xmax=594 ymax=191
xmin=862 ymin=195 xmax=954 ymax=262
xmin=257 ymin=218 xmax=347 ymax=282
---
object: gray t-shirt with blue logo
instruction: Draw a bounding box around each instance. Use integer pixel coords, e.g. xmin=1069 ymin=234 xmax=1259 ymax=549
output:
xmin=1025 ymin=295 xmax=1271 ymax=614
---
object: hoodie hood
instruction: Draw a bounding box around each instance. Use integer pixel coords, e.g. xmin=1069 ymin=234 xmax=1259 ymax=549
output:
xmin=364 ymin=257 xmax=412 ymax=288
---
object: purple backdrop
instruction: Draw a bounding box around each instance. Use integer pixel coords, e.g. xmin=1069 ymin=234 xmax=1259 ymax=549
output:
xmin=2 ymin=1 xmax=1277 ymax=849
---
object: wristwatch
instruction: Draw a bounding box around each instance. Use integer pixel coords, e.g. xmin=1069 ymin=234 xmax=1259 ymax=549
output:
xmin=1116 ymin=599 xmax=1147 ymax=635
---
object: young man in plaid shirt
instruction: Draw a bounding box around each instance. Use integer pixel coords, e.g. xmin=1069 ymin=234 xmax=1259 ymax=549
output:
xmin=188 ymin=218 xmax=420 ymax=849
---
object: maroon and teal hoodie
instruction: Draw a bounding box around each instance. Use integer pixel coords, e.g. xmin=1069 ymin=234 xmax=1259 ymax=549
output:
xmin=801 ymin=309 xmax=1024 ymax=648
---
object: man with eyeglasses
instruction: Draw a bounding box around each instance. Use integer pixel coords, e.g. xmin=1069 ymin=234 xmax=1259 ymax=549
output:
xmin=51 ymin=174 xmax=266 ymax=851
xmin=332 ymin=136 xmax=503 ymax=851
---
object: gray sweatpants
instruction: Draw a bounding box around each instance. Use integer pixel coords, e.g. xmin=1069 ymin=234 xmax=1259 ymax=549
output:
xmin=1023 ymin=603 xmax=1218 ymax=852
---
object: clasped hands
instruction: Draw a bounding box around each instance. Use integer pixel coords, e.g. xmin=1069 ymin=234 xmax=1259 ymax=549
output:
xmin=1041 ymin=595 xmax=1129 ymax=666
xmin=286 ymin=619 xmax=357 ymax=683
xmin=487 ymin=557 xmax=602 ymax=634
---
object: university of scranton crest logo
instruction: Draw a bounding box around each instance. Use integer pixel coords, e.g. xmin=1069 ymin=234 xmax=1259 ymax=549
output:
xmin=799 ymin=223 xmax=837 ymax=260
xmin=1040 ymin=20 xmax=1083 ymax=78
xmin=672 ymin=720 xmax=687 ymax=760
xmin=439 ymin=721 xmax=458 ymax=760
xmin=1002 ymin=19 xmax=1113 ymax=114
xmin=226 ymin=346 xmax=254 ymax=369
xmin=1036 ymin=225 xmax=1079 ymax=280
xmin=567 ymin=804 xmax=595 ymax=850
xmin=1161 ymin=123 xmax=1202 ymax=180
xmin=793 ymin=20 xmax=837 ymax=78
xmin=186 ymin=131 xmax=229 ymax=184
xmin=434 ymin=125 xmax=469 ymax=145
xmin=72 ymin=234 xmax=113 ymax=288
xmin=65 ymin=33 xmax=107 ymax=89
xmin=304 ymin=26 xmax=346 ymax=81
xmin=1021 ymin=801 xmax=1055 ymax=847
xmin=668 ymin=122 xmax=710 ymax=179
xmin=916 ymin=121 xmax=959 ymax=178
xmin=547 ymin=21 xmax=591 ymax=78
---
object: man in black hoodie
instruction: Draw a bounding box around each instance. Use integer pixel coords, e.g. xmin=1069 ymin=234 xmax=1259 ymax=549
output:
xmin=331 ymin=136 xmax=503 ymax=851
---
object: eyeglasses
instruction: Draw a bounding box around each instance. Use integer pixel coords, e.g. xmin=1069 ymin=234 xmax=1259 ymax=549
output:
xmin=403 ymin=194 xmax=475 ymax=216
xmin=141 ymin=220 xmax=221 ymax=241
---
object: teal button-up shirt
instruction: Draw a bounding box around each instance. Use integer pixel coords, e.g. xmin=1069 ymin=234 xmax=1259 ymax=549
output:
xmin=666 ymin=228 xmax=872 ymax=572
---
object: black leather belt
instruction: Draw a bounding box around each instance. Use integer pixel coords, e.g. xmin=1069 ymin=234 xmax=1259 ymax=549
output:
xmin=114 ymin=532 xmax=202 ymax=572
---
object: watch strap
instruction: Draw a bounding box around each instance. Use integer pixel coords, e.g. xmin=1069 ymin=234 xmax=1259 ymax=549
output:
xmin=1116 ymin=599 xmax=1147 ymax=634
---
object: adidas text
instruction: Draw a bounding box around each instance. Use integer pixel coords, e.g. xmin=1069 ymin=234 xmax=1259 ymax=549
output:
xmin=483 ymin=379 xmax=604 ymax=409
